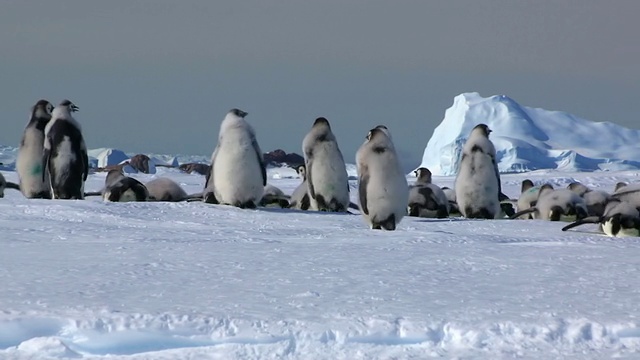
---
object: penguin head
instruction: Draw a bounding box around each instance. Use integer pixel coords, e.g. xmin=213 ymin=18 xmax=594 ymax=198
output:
xmin=567 ymin=182 xmax=590 ymax=196
xmin=374 ymin=124 xmax=392 ymax=139
xmin=538 ymin=183 xmax=555 ymax=198
xmin=313 ymin=117 xmax=330 ymax=129
xmin=31 ymin=99 xmax=54 ymax=119
xmin=366 ymin=127 xmax=388 ymax=142
xmin=521 ymin=179 xmax=534 ymax=193
xmin=614 ymin=182 xmax=628 ymax=192
xmin=59 ymin=99 xmax=79 ymax=112
xmin=413 ymin=167 xmax=432 ymax=184
xmin=296 ymin=164 xmax=306 ymax=178
xmin=229 ymin=108 xmax=248 ymax=118
xmin=471 ymin=123 xmax=492 ymax=138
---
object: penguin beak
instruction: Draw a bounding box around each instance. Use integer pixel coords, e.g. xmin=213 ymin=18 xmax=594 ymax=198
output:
xmin=71 ymin=104 xmax=79 ymax=112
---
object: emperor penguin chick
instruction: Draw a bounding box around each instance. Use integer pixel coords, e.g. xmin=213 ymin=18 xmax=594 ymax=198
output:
xmin=515 ymin=179 xmax=540 ymax=219
xmin=145 ymin=177 xmax=188 ymax=202
xmin=454 ymin=124 xmax=502 ymax=219
xmin=510 ymin=184 xmax=588 ymax=221
xmin=302 ymin=117 xmax=350 ymax=212
xmin=356 ymin=126 xmax=409 ymax=230
xmin=562 ymin=198 xmax=640 ymax=237
xmin=43 ymin=100 xmax=89 ymax=200
xmin=408 ymin=167 xmax=449 ymax=218
xmin=16 ymin=99 xmax=54 ymax=199
xmin=260 ymin=184 xmax=290 ymax=208
xmin=209 ymin=108 xmax=266 ymax=209
xmin=101 ymin=164 xmax=149 ymax=202
xmin=288 ymin=164 xmax=311 ymax=210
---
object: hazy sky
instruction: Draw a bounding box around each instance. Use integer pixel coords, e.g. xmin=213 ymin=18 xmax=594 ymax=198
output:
xmin=2 ymin=1 xmax=638 ymax=170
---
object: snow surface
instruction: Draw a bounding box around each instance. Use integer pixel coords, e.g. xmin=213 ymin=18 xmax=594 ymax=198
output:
xmin=421 ymin=92 xmax=640 ymax=176
xmin=2 ymin=163 xmax=640 ymax=359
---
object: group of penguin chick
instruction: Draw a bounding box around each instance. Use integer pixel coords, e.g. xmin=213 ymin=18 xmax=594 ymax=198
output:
xmin=4 ymin=100 xmax=410 ymax=231
xmin=511 ymin=180 xmax=640 ymax=237
xmin=4 ymin=99 xmax=640 ymax=236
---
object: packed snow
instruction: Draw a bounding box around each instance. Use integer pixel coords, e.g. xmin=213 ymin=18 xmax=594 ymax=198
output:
xmin=421 ymin=92 xmax=640 ymax=176
xmin=2 ymin=161 xmax=640 ymax=359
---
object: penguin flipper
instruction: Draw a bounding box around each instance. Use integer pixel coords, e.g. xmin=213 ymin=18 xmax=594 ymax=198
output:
xmin=5 ymin=182 xmax=20 ymax=190
xmin=81 ymin=149 xmax=89 ymax=181
xmin=305 ymin=156 xmax=315 ymax=199
xmin=358 ymin=165 xmax=369 ymax=215
xmin=252 ymin=137 xmax=267 ymax=186
xmin=204 ymin=145 xmax=219 ymax=191
xmin=509 ymin=207 xmax=537 ymax=220
xmin=561 ymin=216 xmax=601 ymax=232
xmin=42 ymin=148 xmax=51 ymax=182
xmin=491 ymin=153 xmax=503 ymax=200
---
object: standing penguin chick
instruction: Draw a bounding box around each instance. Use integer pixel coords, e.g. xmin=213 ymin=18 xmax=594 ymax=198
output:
xmin=356 ymin=126 xmax=409 ymax=230
xmin=302 ymin=117 xmax=350 ymax=212
xmin=43 ymin=100 xmax=88 ymax=199
xmin=288 ymin=164 xmax=311 ymax=210
xmin=454 ymin=124 xmax=501 ymax=219
xmin=17 ymin=99 xmax=54 ymax=199
xmin=408 ymin=167 xmax=449 ymax=218
xmin=209 ymin=108 xmax=266 ymax=209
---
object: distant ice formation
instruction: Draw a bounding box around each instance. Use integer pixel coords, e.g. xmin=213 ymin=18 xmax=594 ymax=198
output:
xmin=420 ymin=92 xmax=640 ymax=175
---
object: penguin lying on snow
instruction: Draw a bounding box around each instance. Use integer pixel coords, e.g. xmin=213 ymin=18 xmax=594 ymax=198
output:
xmin=260 ymin=184 xmax=290 ymax=208
xmin=408 ymin=167 xmax=449 ymax=218
xmin=509 ymin=184 xmax=588 ymax=221
xmin=145 ymin=177 xmax=202 ymax=202
xmin=567 ymin=181 xmax=611 ymax=217
xmin=514 ymin=179 xmax=541 ymax=219
xmin=101 ymin=165 xmax=149 ymax=202
xmin=562 ymin=198 xmax=640 ymax=237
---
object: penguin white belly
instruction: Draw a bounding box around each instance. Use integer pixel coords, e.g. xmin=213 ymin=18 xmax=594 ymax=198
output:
xmin=455 ymin=152 xmax=500 ymax=218
xmin=602 ymin=219 xmax=640 ymax=238
xmin=52 ymin=136 xmax=77 ymax=186
xmin=17 ymin=131 xmax=50 ymax=195
xmin=308 ymin=143 xmax=349 ymax=210
xmin=364 ymin=164 xmax=409 ymax=225
xmin=213 ymin=140 xmax=263 ymax=205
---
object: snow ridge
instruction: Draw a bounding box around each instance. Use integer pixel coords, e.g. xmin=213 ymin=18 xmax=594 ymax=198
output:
xmin=1 ymin=315 xmax=639 ymax=358
xmin=420 ymin=92 xmax=640 ymax=175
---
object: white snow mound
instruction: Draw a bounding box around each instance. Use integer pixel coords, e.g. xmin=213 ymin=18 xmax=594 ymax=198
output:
xmin=421 ymin=92 xmax=640 ymax=176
